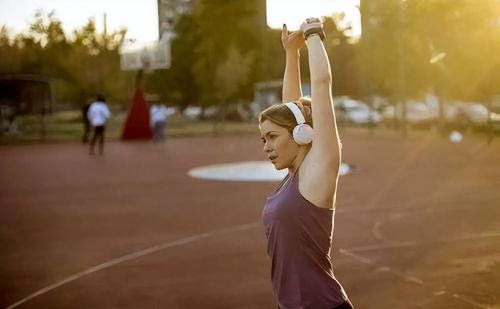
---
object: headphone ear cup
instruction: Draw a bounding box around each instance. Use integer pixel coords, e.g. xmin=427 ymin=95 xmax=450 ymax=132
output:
xmin=292 ymin=124 xmax=313 ymax=145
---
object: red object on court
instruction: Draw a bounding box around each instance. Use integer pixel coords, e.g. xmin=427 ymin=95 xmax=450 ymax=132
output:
xmin=121 ymin=89 xmax=153 ymax=140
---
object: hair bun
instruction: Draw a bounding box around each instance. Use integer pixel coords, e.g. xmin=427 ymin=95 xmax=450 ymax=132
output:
xmin=296 ymin=98 xmax=312 ymax=126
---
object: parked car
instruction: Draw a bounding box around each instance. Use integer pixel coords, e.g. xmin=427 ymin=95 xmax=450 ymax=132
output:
xmin=405 ymin=100 xmax=439 ymax=124
xmin=334 ymin=96 xmax=381 ymax=125
xmin=182 ymin=105 xmax=219 ymax=120
xmin=381 ymin=99 xmax=444 ymax=125
xmin=455 ymin=102 xmax=500 ymax=129
xmin=377 ymin=96 xmax=500 ymax=131
xmin=455 ymin=102 xmax=488 ymax=125
xmin=182 ymin=106 xmax=202 ymax=119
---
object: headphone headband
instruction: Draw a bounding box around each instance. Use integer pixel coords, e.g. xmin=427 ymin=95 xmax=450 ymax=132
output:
xmin=284 ymin=102 xmax=306 ymax=125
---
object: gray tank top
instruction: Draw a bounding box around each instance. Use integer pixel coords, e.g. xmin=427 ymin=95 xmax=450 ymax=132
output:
xmin=262 ymin=171 xmax=348 ymax=309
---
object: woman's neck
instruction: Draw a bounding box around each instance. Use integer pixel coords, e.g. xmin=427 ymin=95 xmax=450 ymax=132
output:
xmin=288 ymin=147 xmax=309 ymax=174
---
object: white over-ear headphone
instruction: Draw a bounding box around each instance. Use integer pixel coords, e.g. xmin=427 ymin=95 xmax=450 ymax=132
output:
xmin=284 ymin=102 xmax=313 ymax=145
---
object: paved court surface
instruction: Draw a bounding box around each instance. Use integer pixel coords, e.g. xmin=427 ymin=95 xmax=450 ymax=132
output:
xmin=1 ymin=129 xmax=499 ymax=309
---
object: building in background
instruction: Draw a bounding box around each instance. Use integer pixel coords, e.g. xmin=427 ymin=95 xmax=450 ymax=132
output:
xmin=157 ymin=0 xmax=196 ymax=40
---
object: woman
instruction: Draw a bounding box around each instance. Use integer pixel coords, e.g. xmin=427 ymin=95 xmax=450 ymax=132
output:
xmin=259 ymin=18 xmax=353 ymax=309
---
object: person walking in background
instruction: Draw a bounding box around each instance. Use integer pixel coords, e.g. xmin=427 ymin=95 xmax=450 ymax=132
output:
xmin=259 ymin=18 xmax=353 ymax=308
xmin=81 ymin=100 xmax=91 ymax=143
xmin=87 ymin=94 xmax=111 ymax=155
xmin=150 ymin=103 xmax=169 ymax=142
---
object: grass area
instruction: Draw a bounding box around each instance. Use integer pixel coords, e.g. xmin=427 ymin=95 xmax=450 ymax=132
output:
xmin=0 ymin=110 xmax=260 ymax=144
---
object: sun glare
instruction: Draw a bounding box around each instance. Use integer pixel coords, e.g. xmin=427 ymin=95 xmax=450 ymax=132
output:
xmin=266 ymin=0 xmax=361 ymax=36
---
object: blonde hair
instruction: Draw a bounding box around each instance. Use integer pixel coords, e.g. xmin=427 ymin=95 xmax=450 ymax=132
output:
xmin=258 ymin=98 xmax=313 ymax=133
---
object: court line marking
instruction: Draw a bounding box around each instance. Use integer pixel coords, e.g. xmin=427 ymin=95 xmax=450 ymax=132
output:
xmin=452 ymin=294 xmax=496 ymax=309
xmin=339 ymin=248 xmax=424 ymax=285
xmin=341 ymin=231 xmax=500 ymax=309
xmin=372 ymin=221 xmax=384 ymax=240
xmin=7 ymin=220 xmax=499 ymax=308
xmin=5 ymin=222 xmax=259 ymax=309
xmin=346 ymin=231 xmax=500 ymax=253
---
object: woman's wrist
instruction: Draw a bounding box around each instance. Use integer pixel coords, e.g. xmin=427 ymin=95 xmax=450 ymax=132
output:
xmin=301 ymin=18 xmax=325 ymax=42
xmin=285 ymin=49 xmax=300 ymax=57
xmin=305 ymin=34 xmax=323 ymax=44
xmin=304 ymin=28 xmax=325 ymax=41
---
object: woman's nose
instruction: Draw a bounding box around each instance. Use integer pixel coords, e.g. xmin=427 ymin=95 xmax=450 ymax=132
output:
xmin=263 ymin=142 xmax=271 ymax=153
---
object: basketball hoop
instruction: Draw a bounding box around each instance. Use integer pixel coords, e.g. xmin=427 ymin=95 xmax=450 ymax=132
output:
xmin=120 ymin=40 xmax=171 ymax=72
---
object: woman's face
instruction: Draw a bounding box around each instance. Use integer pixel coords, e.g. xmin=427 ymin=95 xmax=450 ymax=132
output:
xmin=259 ymin=120 xmax=300 ymax=170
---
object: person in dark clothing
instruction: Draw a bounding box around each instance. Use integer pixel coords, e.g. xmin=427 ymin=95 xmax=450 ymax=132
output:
xmin=81 ymin=102 xmax=91 ymax=143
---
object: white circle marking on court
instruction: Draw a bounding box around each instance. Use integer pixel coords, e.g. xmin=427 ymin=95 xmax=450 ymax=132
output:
xmin=188 ymin=161 xmax=354 ymax=181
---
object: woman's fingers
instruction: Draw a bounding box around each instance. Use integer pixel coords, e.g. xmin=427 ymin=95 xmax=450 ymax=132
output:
xmin=284 ymin=30 xmax=303 ymax=42
xmin=282 ymin=23 xmax=305 ymax=50
xmin=282 ymin=24 xmax=288 ymax=39
xmin=289 ymin=30 xmax=303 ymax=39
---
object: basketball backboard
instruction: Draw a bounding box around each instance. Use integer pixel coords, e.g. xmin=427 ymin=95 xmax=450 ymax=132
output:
xmin=120 ymin=39 xmax=171 ymax=71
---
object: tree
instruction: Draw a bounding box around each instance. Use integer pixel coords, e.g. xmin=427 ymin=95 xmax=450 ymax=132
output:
xmin=358 ymin=0 xmax=500 ymax=102
xmin=192 ymin=0 xmax=264 ymax=107
xmin=323 ymin=15 xmax=361 ymax=97
xmin=0 ymin=10 xmax=129 ymax=108
xmin=215 ymin=46 xmax=253 ymax=103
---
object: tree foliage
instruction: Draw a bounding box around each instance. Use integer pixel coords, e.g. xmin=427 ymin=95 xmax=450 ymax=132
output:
xmin=1 ymin=1 xmax=498 ymax=113
xmin=0 ymin=10 xmax=129 ymax=108
xmin=359 ymin=0 xmax=500 ymax=102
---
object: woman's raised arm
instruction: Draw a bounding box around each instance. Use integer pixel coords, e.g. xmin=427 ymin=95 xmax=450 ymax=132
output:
xmin=303 ymin=19 xmax=340 ymax=166
xmin=281 ymin=24 xmax=304 ymax=102
xmin=298 ymin=18 xmax=342 ymax=209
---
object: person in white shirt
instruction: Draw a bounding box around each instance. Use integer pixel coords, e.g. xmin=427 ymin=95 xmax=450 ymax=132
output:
xmin=150 ymin=104 xmax=169 ymax=142
xmin=87 ymin=95 xmax=111 ymax=154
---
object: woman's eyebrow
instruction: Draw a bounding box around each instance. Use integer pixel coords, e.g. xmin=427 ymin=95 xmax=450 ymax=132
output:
xmin=261 ymin=131 xmax=279 ymax=139
xmin=264 ymin=131 xmax=278 ymax=137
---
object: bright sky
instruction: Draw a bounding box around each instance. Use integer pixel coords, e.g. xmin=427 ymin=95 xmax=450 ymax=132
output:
xmin=267 ymin=0 xmax=360 ymax=35
xmin=0 ymin=0 xmax=360 ymax=42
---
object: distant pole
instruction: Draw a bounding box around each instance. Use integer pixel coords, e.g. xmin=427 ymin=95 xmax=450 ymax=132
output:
xmin=134 ymin=69 xmax=144 ymax=91
xmin=103 ymin=13 xmax=107 ymax=36
xmin=103 ymin=13 xmax=108 ymax=48
xmin=260 ymin=0 xmax=268 ymax=82
xmin=398 ymin=0 xmax=407 ymax=137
